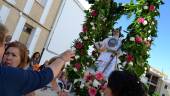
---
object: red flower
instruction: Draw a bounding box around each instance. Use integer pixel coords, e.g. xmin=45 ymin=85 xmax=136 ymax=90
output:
xmin=88 ymin=87 xmax=97 ymax=96
xmin=75 ymin=42 xmax=83 ymax=49
xmin=74 ymin=63 xmax=81 ymax=70
xmin=84 ymin=73 xmax=93 ymax=81
xmin=126 ymin=54 xmax=134 ymax=62
xmin=95 ymin=71 xmax=104 ymax=81
xmin=135 ymin=36 xmax=143 ymax=43
xmin=137 ymin=17 xmax=145 ymax=24
xmin=83 ymin=25 xmax=88 ymax=32
xmin=149 ymin=5 xmax=155 ymax=11
xmin=91 ymin=10 xmax=97 ymax=17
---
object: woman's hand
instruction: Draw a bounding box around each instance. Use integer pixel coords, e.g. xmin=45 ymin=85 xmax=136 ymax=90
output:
xmin=59 ymin=50 xmax=75 ymax=62
xmin=48 ymin=50 xmax=75 ymax=78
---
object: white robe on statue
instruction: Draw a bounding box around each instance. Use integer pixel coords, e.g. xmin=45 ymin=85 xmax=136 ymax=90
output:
xmin=96 ymin=37 xmax=122 ymax=78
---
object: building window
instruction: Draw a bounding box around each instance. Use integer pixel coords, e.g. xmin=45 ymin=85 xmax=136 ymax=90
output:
xmin=162 ymin=94 xmax=165 ymax=96
xmin=36 ymin=0 xmax=47 ymax=7
xmin=164 ymin=85 xmax=168 ymax=89
xmin=151 ymin=76 xmax=159 ymax=84
xmin=19 ymin=24 xmax=33 ymax=45
xmin=0 ymin=5 xmax=10 ymax=24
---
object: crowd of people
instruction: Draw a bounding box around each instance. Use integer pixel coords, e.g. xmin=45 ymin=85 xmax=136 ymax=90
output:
xmin=0 ymin=23 xmax=147 ymax=96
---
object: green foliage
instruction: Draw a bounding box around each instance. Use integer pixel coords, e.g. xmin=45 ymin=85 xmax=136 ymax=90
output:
xmin=66 ymin=0 xmax=164 ymax=95
xmin=151 ymin=92 xmax=160 ymax=96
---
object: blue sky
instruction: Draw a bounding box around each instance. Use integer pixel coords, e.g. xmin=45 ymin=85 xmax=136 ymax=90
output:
xmin=81 ymin=0 xmax=170 ymax=78
xmin=114 ymin=0 xmax=170 ymax=78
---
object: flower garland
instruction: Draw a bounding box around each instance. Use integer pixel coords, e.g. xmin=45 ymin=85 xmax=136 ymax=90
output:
xmin=66 ymin=0 xmax=164 ymax=95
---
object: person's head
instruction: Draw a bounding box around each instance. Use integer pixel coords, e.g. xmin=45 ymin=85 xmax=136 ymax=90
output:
xmin=105 ymin=70 xmax=146 ymax=96
xmin=31 ymin=52 xmax=40 ymax=60
xmin=2 ymin=41 xmax=28 ymax=68
xmin=0 ymin=23 xmax=8 ymax=61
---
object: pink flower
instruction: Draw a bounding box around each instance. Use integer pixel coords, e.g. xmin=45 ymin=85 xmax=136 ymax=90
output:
xmin=75 ymin=41 xmax=83 ymax=49
xmin=91 ymin=10 xmax=97 ymax=17
xmin=74 ymin=63 xmax=81 ymax=70
xmin=88 ymin=87 xmax=97 ymax=96
xmin=84 ymin=73 xmax=93 ymax=81
xmin=126 ymin=54 xmax=134 ymax=62
xmin=95 ymin=71 xmax=104 ymax=81
xmin=135 ymin=36 xmax=143 ymax=43
xmin=83 ymin=25 xmax=88 ymax=32
xmin=137 ymin=17 xmax=145 ymax=24
xmin=149 ymin=5 xmax=155 ymax=11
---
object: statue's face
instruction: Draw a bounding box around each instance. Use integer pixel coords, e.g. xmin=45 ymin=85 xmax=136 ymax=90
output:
xmin=113 ymin=30 xmax=120 ymax=36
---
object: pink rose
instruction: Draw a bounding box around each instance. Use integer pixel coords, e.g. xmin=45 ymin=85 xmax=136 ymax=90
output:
xmin=74 ymin=63 xmax=81 ymax=70
xmin=88 ymin=87 xmax=97 ymax=96
xmin=137 ymin=17 xmax=145 ymax=24
xmin=95 ymin=71 xmax=104 ymax=81
xmin=126 ymin=54 xmax=134 ymax=62
xmin=149 ymin=5 xmax=155 ymax=11
xmin=91 ymin=10 xmax=97 ymax=17
xmin=135 ymin=36 xmax=143 ymax=43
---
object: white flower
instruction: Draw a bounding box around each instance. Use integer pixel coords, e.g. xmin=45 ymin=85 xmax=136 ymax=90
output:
xmin=148 ymin=30 xmax=151 ymax=33
xmin=83 ymin=36 xmax=88 ymax=40
xmin=147 ymin=51 xmax=149 ymax=54
xmin=73 ymin=68 xmax=77 ymax=72
xmin=87 ymin=62 xmax=90 ymax=65
xmin=129 ymin=61 xmax=133 ymax=66
xmin=144 ymin=71 xmax=147 ymax=74
xmin=144 ymin=67 xmax=147 ymax=71
xmin=143 ymin=20 xmax=148 ymax=25
xmin=148 ymin=37 xmax=152 ymax=41
xmin=92 ymin=26 xmax=95 ymax=30
xmin=80 ymin=84 xmax=85 ymax=89
xmin=90 ymin=22 xmax=94 ymax=26
xmin=130 ymin=37 xmax=135 ymax=41
xmin=144 ymin=38 xmax=147 ymax=41
xmin=152 ymin=21 xmax=155 ymax=25
xmin=143 ymin=6 xmax=148 ymax=10
xmin=103 ymin=18 xmax=107 ymax=21
xmin=75 ymin=55 xmax=80 ymax=59
xmin=82 ymin=69 xmax=85 ymax=73
xmin=65 ymin=62 xmax=70 ymax=66
xmin=74 ymin=79 xmax=79 ymax=84
xmin=71 ymin=47 xmax=76 ymax=51
xmin=117 ymin=59 xmax=121 ymax=64
xmin=93 ymin=79 xmax=101 ymax=88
